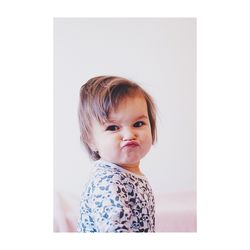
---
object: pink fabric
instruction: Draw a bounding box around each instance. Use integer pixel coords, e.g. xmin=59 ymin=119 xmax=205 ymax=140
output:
xmin=54 ymin=190 xmax=196 ymax=232
xmin=54 ymin=191 xmax=79 ymax=232
xmin=155 ymin=192 xmax=196 ymax=232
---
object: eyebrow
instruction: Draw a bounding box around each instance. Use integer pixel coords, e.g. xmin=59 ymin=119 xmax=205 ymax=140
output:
xmin=107 ymin=115 xmax=149 ymax=124
xmin=134 ymin=115 xmax=148 ymax=120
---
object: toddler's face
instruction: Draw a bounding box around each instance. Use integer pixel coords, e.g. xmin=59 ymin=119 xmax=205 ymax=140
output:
xmin=90 ymin=95 xmax=152 ymax=171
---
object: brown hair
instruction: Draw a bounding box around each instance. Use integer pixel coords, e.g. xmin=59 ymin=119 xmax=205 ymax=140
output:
xmin=78 ymin=76 xmax=157 ymax=160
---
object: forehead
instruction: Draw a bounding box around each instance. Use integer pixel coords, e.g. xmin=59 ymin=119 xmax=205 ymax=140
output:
xmin=109 ymin=95 xmax=148 ymax=121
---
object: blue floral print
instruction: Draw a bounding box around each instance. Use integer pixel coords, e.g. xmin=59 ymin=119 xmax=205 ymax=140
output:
xmin=77 ymin=160 xmax=155 ymax=232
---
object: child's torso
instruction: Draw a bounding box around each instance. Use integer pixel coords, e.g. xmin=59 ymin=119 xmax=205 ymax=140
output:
xmin=77 ymin=161 xmax=155 ymax=232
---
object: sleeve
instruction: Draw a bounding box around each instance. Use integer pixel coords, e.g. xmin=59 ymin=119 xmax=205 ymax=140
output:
xmin=88 ymin=172 xmax=133 ymax=232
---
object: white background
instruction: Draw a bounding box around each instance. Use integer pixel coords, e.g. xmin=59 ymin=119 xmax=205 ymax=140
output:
xmin=0 ymin=0 xmax=250 ymax=249
xmin=54 ymin=18 xmax=196 ymax=196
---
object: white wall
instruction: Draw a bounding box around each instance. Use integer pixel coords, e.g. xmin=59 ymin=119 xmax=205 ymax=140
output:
xmin=54 ymin=18 xmax=196 ymax=196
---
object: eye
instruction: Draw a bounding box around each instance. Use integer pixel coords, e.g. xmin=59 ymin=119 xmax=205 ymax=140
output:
xmin=106 ymin=125 xmax=119 ymax=131
xmin=134 ymin=121 xmax=145 ymax=128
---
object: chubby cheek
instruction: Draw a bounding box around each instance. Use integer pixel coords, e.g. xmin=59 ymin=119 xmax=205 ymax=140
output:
xmin=142 ymin=135 xmax=153 ymax=153
xmin=139 ymin=131 xmax=153 ymax=153
xmin=98 ymin=136 xmax=120 ymax=157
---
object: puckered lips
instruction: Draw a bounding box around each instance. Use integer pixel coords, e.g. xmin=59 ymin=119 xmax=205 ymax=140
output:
xmin=121 ymin=141 xmax=140 ymax=149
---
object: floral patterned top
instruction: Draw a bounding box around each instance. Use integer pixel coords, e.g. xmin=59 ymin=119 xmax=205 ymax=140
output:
xmin=77 ymin=160 xmax=155 ymax=232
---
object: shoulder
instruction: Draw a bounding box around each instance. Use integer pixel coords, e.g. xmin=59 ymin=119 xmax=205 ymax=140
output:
xmin=82 ymin=161 xmax=126 ymax=196
xmin=94 ymin=161 xmax=128 ymax=184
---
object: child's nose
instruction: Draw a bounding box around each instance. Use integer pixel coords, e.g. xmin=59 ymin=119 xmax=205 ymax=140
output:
xmin=122 ymin=127 xmax=136 ymax=141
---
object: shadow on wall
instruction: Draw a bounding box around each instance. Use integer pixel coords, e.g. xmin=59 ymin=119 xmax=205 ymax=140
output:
xmin=54 ymin=190 xmax=196 ymax=232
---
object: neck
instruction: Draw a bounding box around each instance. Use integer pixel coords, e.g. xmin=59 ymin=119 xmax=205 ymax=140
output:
xmin=100 ymin=159 xmax=144 ymax=176
xmin=118 ymin=163 xmax=143 ymax=176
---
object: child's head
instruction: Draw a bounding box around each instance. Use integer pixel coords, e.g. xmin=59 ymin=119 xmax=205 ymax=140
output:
xmin=78 ymin=76 xmax=157 ymax=167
